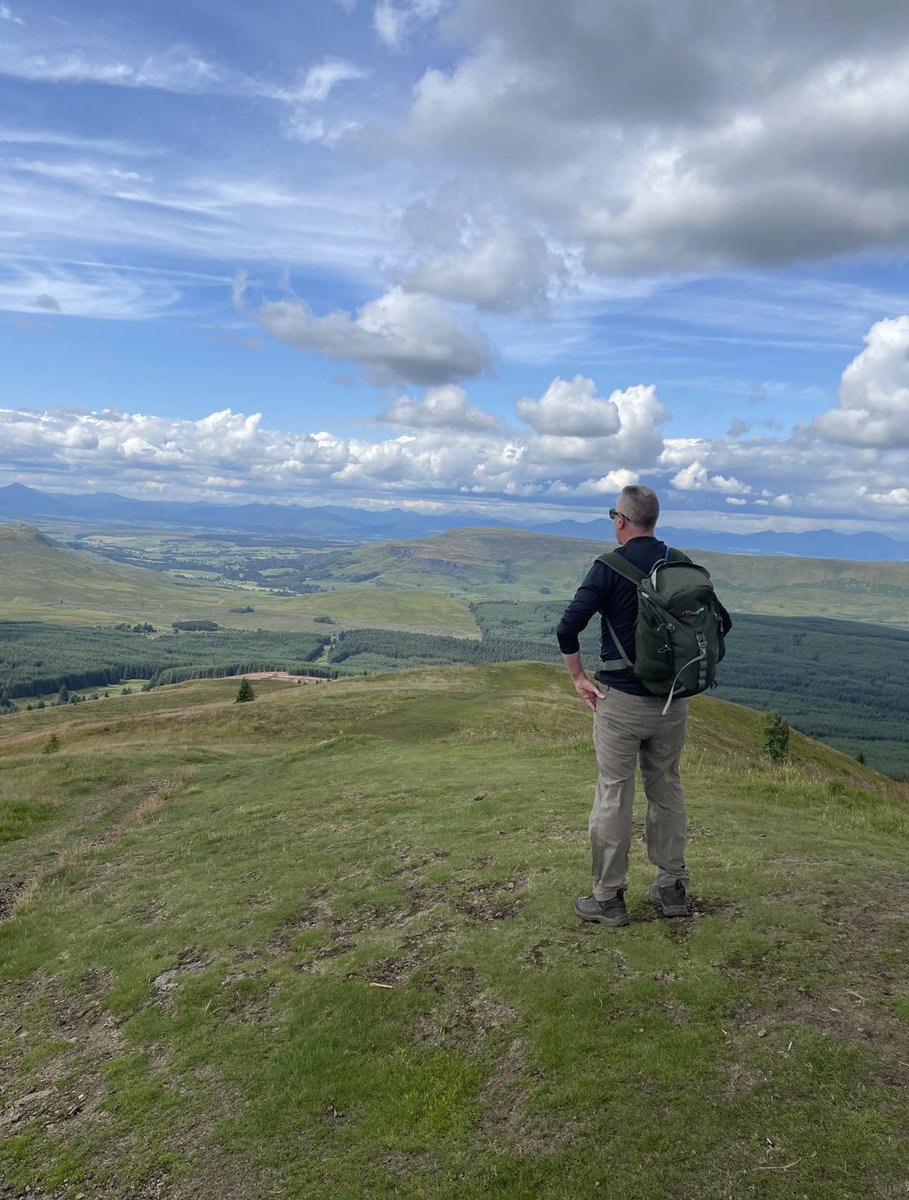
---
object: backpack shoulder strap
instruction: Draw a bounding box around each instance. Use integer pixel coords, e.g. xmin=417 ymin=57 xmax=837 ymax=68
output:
xmin=595 ymin=550 xmax=646 ymax=585
xmin=594 ymin=551 xmax=643 ymax=673
xmin=666 ymin=547 xmax=687 ymax=564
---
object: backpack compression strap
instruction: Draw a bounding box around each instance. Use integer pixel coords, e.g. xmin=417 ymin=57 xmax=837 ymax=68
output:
xmin=593 ymin=548 xmax=685 ymax=673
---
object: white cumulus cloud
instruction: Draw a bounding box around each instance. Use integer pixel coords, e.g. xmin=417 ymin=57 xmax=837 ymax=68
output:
xmin=378 ymin=385 xmax=499 ymax=430
xmin=813 ymin=315 xmax=909 ymax=447
xmin=240 ymin=283 xmax=492 ymax=386
xmin=516 ymin=375 xmax=620 ymax=437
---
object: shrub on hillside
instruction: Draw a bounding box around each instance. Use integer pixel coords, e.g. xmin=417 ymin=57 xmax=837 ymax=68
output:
xmin=763 ymin=710 xmax=790 ymax=762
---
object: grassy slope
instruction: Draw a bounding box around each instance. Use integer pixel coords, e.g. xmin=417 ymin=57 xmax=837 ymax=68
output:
xmin=0 ymin=525 xmax=477 ymax=636
xmin=1 ymin=666 xmax=907 ymax=1200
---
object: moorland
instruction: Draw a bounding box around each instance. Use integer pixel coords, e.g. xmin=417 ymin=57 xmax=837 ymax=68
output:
xmin=1 ymin=665 xmax=907 ymax=1199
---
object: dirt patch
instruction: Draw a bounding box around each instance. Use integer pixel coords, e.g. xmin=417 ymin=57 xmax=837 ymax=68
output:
xmin=822 ymin=891 xmax=909 ymax=990
xmin=784 ymin=988 xmax=909 ymax=1086
xmin=294 ymin=938 xmax=356 ymax=972
xmin=476 ymin=1036 xmax=585 ymax=1157
xmin=132 ymin=899 xmax=168 ymax=927
xmin=523 ymin=935 xmax=630 ymax=977
xmin=723 ymin=1061 xmax=769 ymax=1095
xmin=390 ymin=843 xmax=451 ymax=870
xmin=0 ymin=876 xmax=27 ymax=922
xmin=689 ymin=895 xmax=744 ymax=920
xmin=152 ymin=956 xmax=211 ymax=994
xmin=0 ymin=973 xmax=124 ymax=1175
xmin=234 ymin=671 xmax=330 ymax=684
xmin=346 ymin=955 xmax=424 ymax=987
xmin=728 ymin=985 xmax=909 ymax=1090
xmin=380 ymin=1152 xmax=440 ymax=1182
xmin=454 ymin=879 xmax=526 ymax=922
xmin=412 ymin=965 xmax=516 ymax=1055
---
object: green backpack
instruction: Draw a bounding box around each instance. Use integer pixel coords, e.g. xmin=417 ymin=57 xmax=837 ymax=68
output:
xmin=596 ymin=549 xmax=726 ymax=712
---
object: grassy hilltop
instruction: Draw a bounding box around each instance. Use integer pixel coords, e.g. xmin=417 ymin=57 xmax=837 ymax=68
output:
xmin=1 ymin=665 xmax=907 ymax=1199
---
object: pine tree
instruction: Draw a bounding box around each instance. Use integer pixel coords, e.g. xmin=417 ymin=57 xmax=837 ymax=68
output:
xmin=236 ymin=678 xmax=255 ymax=703
xmin=763 ymin=710 xmax=790 ymax=762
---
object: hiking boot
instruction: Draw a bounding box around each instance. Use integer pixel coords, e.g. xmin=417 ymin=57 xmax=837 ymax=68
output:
xmin=649 ymin=880 xmax=689 ymax=918
xmin=574 ymin=891 xmax=630 ymax=927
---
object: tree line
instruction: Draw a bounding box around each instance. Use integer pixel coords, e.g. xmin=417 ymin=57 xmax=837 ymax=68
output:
xmin=0 ymin=622 xmax=329 ymax=698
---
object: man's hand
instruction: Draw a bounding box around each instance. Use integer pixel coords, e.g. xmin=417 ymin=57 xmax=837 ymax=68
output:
xmin=561 ymin=651 xmax=606 ymax=711
xmin=572 ymin=674 xmax=606 ymax=711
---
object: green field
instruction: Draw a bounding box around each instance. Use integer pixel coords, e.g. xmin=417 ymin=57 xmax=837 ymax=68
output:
xmin=1 ymin=665 xmax=907 ymax=1199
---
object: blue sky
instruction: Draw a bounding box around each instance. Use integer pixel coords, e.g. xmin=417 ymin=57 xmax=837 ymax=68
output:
xmin=2 ymin=0 xmax=909 ymax=534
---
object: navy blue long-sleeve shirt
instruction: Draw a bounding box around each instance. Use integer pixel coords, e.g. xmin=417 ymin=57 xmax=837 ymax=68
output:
xmin=557 ymin=537 xmax=681 ymax=696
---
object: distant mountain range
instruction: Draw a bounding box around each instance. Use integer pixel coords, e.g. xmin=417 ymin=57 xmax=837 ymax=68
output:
xmin=1 ymin=482 xmax=907 ymax=562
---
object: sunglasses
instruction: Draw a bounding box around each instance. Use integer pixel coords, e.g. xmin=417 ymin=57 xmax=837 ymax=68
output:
xmin=608 ymin=508 xmax=627 ymax=521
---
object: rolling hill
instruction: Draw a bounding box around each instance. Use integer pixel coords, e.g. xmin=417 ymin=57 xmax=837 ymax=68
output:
xmin=292 ymin=525 xmax=909 ymax=621
xmin=5 ymin=521 xmax=909 ymax=626
xmin=0 ymin=524 xmax=478 ymax=636
xmin=1 ymin=665 xmax=907 ymax=1199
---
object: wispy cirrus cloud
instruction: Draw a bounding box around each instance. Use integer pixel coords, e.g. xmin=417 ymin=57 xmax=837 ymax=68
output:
xmin=374 ymin=0 xmax=450 ymax=50
xmin=0 ymin=45 xmax=222 ymax=91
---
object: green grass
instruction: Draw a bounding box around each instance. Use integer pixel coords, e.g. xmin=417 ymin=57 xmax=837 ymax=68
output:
xmin=1 ymin=665 xmax=907 ymax=1198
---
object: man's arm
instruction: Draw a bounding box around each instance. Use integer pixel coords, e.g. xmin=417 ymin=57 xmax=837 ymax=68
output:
xmin=556 ymin=561 xmax=612 ymax=711
xmin=562 ymin=651 xmax=606 ymax=711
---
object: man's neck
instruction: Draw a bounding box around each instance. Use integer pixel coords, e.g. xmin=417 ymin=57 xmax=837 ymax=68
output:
xmin=617 ymin=529 xmax=656 ymax=546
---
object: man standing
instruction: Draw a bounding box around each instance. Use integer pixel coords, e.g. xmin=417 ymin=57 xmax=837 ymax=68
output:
xmin=557 ymin=485 xmax=729 ymax=927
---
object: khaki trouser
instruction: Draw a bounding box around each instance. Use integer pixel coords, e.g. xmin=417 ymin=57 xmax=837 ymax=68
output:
xmin=590 ymin=688 xmax=689 ymax=900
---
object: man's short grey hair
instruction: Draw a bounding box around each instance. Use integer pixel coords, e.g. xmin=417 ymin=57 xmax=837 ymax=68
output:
xmin=617 ymin=485 xmax=659 ymax=530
